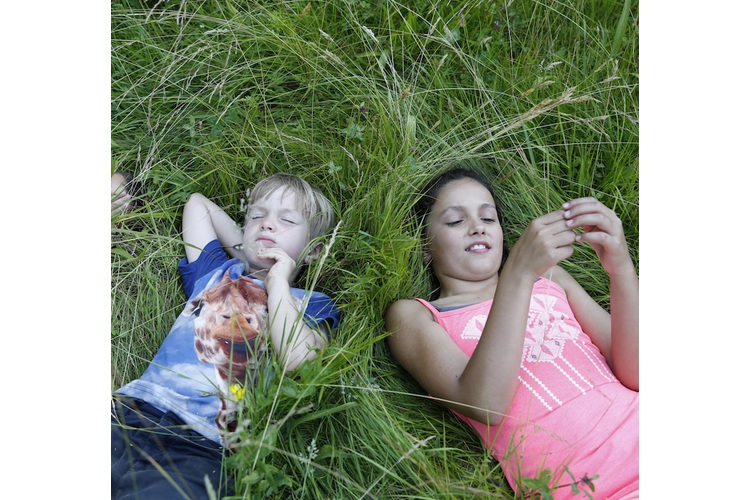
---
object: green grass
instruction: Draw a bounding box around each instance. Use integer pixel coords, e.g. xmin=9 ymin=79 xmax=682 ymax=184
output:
xmin=111 ymin=0 xmax=638 ymax=497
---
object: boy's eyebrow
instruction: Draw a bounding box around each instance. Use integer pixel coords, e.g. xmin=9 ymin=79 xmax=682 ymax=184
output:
xmin=248 ymin=204 xmax=304 ymax=217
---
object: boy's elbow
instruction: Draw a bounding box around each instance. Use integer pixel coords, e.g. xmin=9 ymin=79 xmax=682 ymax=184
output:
xmin=282 ymin=335 xmax=327 ymax=373
xmin=186 ymin=192 xmax=207 ymax=206
xmin=184 ymin=193 xmax=206 ymax=214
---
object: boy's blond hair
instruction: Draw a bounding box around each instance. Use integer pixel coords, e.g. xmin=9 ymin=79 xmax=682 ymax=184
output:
xmin=247 ymin=173 xmax=335 ymax=241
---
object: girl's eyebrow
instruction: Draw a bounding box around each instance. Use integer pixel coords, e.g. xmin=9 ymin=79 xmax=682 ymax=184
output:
xmin=438 ymin=203 xmax=495 ymax=215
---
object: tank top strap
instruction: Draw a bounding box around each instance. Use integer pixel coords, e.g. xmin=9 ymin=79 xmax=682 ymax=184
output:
xmin=413 ymin=298 xmax=441 ymax=319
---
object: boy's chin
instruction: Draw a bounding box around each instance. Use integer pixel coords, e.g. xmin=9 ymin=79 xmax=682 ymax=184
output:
xmin=245 ymin=257 xmax=272 ymax=269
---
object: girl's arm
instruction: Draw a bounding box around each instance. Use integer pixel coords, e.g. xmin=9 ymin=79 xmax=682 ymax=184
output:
xmin=182 ymin=193 xmax=247 ymax=264
xmin=387 ymin=210 xmax=578 ymax=424
xmin=560 ymin=198 xmax=639 ymax=390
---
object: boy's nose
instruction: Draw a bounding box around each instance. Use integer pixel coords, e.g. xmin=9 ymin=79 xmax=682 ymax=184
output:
xmin=260 ymin=218 xmax=276 ymax=231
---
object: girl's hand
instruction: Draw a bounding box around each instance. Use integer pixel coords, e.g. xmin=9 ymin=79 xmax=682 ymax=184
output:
xmin=506 ymin=210 xmax=577 ymax=279
xmin=562 ymin=197 xmax=633 ymax=276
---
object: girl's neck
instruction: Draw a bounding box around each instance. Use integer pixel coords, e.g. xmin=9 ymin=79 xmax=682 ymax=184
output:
xmin=432 ymin=276 xmax=497 ymax=308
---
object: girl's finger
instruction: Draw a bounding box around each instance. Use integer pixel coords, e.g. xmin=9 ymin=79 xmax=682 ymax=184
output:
xmin=563 ymin=199 xmax=612 ymax=220
xmin=535 ymin=209 xmax=566 ymax=225
xmin=565 ymin=212 xmax=612 ymax=231
xmin=562 ymin=197 xmax=599 ymax=210
xmin=575 ymin=230 xmax=609 ymax=246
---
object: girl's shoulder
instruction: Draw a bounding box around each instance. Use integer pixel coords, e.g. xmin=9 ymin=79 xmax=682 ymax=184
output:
xmin=387 ymin=297 xmax=433 ymax=317
xmin=385 ymin=297 xmax=441 ymax=330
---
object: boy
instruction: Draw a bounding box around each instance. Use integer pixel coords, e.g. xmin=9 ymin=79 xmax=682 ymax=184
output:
xmin=111 ymin=173 xmax=340 ymax=499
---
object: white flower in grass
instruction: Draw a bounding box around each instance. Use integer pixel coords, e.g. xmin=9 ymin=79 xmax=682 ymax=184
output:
xmin=298 ymin=438 xmax=319 ymax=476
xmin=307 ymin=438 xmax=319 ymax=461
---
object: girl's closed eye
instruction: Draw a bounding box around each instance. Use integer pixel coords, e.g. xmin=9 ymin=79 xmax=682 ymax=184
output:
xmin=446 ymin=220 xmax=463 ymax=227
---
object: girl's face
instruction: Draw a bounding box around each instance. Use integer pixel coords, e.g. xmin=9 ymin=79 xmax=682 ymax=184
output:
xmin=242 ymin=188 xmax=311 ymax=274
xmin=424 ymin=178 xmax=504 ymax=283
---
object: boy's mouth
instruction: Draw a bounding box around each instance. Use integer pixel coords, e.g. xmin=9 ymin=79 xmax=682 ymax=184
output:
xmin=255 ymin=236 xmax=276 ymax=246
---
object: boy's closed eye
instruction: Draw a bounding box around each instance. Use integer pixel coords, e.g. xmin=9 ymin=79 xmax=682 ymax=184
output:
xmin=249 ymin=210 xmax=300 ymax=225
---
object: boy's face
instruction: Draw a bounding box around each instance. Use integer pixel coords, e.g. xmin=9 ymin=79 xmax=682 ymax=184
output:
xmin=241 ymin=187 xmax=311 ymax=276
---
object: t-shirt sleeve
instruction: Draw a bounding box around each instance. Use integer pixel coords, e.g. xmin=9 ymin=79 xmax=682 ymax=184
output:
xmin=177 ymin=239 xmax=231 ymax=298
xmin=301 ymin=292 xmax=341 ymax=340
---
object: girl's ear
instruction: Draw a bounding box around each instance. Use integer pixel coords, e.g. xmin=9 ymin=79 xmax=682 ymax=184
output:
xmin=422 ymin=250 xmax=432 ymax=264
xmin=303 ymin=242 xmax=324 ymax=264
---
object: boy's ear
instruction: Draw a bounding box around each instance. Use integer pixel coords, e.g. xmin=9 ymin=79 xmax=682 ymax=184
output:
xmin=303 ymin=242 xmax=324 ymax=264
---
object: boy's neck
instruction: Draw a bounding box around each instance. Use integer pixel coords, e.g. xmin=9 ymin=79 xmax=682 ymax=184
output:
xmin=245 ymin=266 xmax=300 ymax=285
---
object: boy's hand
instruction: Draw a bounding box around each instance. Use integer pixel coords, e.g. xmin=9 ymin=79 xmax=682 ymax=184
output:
xmin=256 ymin=246 xmax=297 ymax=289
xmin=562 ymin=197 xmax=633 ymax=276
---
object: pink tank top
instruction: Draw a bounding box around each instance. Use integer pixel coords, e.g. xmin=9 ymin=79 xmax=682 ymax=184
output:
xmin=415 ymin=277 xmax=638 ymax=499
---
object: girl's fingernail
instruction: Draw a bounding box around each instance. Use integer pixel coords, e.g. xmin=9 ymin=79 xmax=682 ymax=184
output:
xmin=562 ymin=202 xmax=570 ymax=209
xmin=564 ymin=210 xmax=571 ymax=218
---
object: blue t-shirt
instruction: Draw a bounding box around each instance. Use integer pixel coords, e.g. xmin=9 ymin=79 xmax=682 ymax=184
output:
xmin=116 ymin=242 xmax=340 ymax=445
xmin=177 ymin=239 xmax=230 ymax=298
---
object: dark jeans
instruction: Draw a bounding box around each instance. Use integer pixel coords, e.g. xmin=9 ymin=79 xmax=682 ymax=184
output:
xmin=111 ymin=396 xmax=234 ymax=500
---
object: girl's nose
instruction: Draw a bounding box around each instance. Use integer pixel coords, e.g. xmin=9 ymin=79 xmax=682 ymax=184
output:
xmin=470 ymin=221 xmax=486 ymax=235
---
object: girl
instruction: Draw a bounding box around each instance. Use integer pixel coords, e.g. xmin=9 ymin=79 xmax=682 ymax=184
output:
xmin=385 ymin=168 xmax=638 ymax=499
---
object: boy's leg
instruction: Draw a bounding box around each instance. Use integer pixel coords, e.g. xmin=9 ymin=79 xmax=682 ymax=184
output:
xmin=111 ymin=396 xmax=233 ymax=500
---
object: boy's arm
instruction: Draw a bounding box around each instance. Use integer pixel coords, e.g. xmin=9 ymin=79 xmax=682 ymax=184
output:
xmin=258 ymin=246 xmax=328 ymax=371
xmin=266 ymin=280 xmax=329 ymax=371
xmin=182 ymin=193 xmax=246 ymax=264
